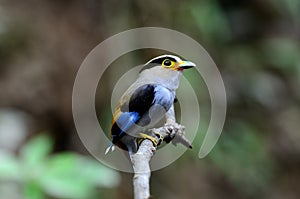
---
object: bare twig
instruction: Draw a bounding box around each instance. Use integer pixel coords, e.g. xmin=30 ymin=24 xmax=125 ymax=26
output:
xmin=130 ymin=122 xmax=192 ymax=199
xmin=130 ymin=139 xmax=154 ymax=199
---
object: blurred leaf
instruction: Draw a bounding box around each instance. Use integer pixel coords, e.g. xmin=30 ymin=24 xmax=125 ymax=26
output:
xmin=41 ymin=175 xmax=94 ymax=199
xmin=77 ymin=156 xmax=120 ymax=188
xmin=0 ymin=133 xmax=120 ymax=199
xmin=0 ymin=151 xmax=21 ymax=180
xmin=20 ymin=134 xmax=53 ymax=167
xmin=40 ymin=153 xmax=94 ymax=198
xmin=39 ymin=153 xmax=119 ymax=199
xmin=24 ymin=181 xmax=45 ymax=199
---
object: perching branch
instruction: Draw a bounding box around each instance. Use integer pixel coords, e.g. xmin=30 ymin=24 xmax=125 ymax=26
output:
xmin=130 ymin=139 xmax=154 ymax=199
xmin=130 ymin=122 xmax=192 ymax=199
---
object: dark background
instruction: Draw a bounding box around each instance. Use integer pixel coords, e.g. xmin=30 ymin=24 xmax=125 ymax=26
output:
xmin=0 ymin=0 xmax=300 ymax=198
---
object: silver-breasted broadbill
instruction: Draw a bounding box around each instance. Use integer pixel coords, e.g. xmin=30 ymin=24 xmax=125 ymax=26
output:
xmin=105 ymin=55 xmax=195 ymax=154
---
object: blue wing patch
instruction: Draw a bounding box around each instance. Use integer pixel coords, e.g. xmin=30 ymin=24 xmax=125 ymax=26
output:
xmin=111 ymin=111 xmax=140 ymax=141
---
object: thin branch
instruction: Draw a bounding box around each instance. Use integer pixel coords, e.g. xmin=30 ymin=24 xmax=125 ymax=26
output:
xmin=130 ymin=139 xmax=154 ymax=199
xmin=130 ymin=122 xmax=192 ymax=199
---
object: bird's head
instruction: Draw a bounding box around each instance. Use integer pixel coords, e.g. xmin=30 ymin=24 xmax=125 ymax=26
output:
xmin=138 ymin=55 xmax=196 ymax=90
xmin=141 ymin=55 xmax=196 ymax=73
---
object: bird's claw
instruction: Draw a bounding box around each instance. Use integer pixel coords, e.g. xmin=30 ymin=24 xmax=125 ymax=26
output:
xmin=154 ymin=131 xmax=163 ymax=145
xmin=138 ymin=133 xmax=161 ymax=147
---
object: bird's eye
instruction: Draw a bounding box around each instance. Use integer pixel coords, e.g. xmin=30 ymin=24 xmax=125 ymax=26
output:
xmin=162 ymin=59 xmax=172 ymax=67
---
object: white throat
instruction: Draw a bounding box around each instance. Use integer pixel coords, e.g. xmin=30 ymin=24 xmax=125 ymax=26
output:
xmin=138 ymin=66 xmax=183 ymax=91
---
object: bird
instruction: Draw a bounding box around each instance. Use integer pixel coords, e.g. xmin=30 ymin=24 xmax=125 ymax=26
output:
xmin=105 ymin=55 xmax=195 ymax=155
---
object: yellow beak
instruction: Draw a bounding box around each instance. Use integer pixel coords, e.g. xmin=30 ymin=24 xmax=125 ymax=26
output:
xmin=177 ymin=61 xmax=196 ymax=70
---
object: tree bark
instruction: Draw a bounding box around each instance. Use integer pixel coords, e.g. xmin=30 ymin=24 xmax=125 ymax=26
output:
xmin=130 ymin=122 xmax=192 ymax=199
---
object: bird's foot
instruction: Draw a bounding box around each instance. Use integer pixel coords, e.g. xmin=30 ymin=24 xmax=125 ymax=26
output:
xmin=138 ymin=133 xmax=162 ymax=147
xmin=153 ymin=131 xmax=163 ymax=145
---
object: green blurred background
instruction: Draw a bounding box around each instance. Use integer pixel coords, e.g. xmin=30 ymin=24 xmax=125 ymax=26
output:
xmin=1 ymin=0 xmax=300 ymax=198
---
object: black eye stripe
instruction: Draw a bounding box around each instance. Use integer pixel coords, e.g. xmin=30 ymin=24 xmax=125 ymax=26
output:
xmin=139 ymin=56 xmax=179 ymax=73
xmin=149 ymin=57 xmax=177 ymax=64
